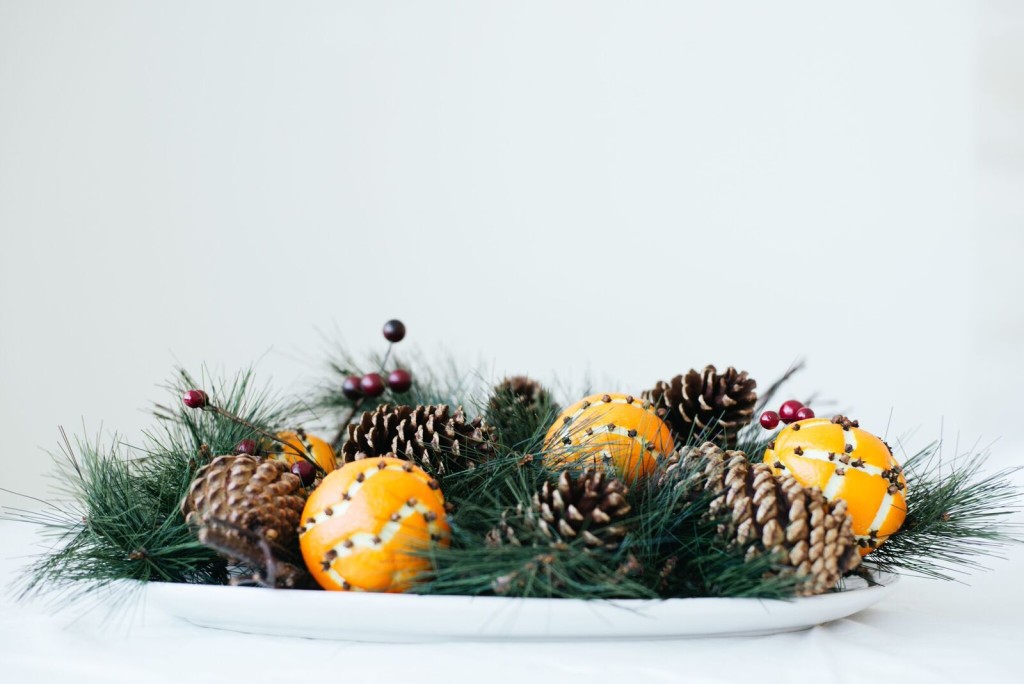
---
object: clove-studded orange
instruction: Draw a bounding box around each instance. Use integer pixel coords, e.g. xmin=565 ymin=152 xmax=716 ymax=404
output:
xmin=763 ymin=416 xmax=907 ymax=555
xmin=544 ymin=393 xmax=674 ymax=484
xmin=272 ymin=431 xmax=337 ymax=475
xmin=299 ymin=456 xmax=450 ymax=592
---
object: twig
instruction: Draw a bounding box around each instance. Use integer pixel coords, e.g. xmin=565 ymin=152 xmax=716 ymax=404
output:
xmin=203 ymin=404 xmax=326 ymax=476
xmin=755 ymin=358 xmax=806 ymax=412
xmin=197 ymin=519 xmax=310 ymax=589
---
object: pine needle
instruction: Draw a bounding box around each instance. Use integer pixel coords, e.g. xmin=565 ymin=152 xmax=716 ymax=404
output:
xmin=4 ymin=368 xmax=302 ymax=605
xmin=865 ymin=441 xmax=1022 ymax=580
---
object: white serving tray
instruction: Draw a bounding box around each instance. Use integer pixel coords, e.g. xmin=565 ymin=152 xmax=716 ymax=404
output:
xmin=146 ymin=570 xmax=896 ymax=642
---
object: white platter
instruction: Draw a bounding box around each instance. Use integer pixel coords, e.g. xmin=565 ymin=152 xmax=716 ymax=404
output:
xmin=146 ymin=570 xmax=896 ymax=642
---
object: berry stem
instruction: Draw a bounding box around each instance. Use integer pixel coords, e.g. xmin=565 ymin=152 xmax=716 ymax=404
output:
xmin=201 ymin=404 xmax=327 ymax=476
xmin=379 ymin=342 xmax=393 ymax=374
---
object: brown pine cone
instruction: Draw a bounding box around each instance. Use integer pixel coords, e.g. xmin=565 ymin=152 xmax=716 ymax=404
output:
xmin=182 ymin=454 xmax=306 ymax=548
xmin=485 ymin=376 xmax=559 ymax=447
xmin=489 ymin=376 xmax=549 ymax=411
xmin=643 ymin=366 xmax=757 ymax=446
xmin=682 ymin=442 xmax=861 ymax=596
xmin=341 ymin=404 xmax=495 ymax=476
xmin=181 ymin=453 xmax=309 ymax=587
xmin=488 ymin=469 xmax=632 ymax=551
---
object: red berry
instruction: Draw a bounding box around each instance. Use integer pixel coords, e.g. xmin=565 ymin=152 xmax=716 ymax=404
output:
xmin=342 ymin=376 xmax=363 ymax=400
xmin=387 ymin=369 xmax=413 ymax=393
xmin=291 ymin=460 xmax=316 ymax=486
xmin=759 ymin=411 xmax=781 ymax=430
xmin=383 ymin=319 xmax=406 ymax=343
xmin=235 ymin=439 xmax=258 ymax=456
xmin=795 ymin=406 xmax=816 ymax=421
xmin=778 ymin=399 xmax=804 ymax=424
xmin=360 ymin=373 xmax=386 ymax=397
xmin=182 ymin=389 xmax=209 ymax=409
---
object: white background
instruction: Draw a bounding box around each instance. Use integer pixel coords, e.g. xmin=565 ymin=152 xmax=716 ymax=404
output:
xmin=3 ymin=1 xmax=1021 ymax=506
xmin=0 ymin=3 xmax=1022 ymax=681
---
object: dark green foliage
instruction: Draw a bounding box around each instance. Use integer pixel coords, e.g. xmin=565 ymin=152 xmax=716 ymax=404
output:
xmin=152 ymin=369 xmax=297 ymax=459
xmin=413 ymin=442 xmax=805 ymax=600
xmin=9 ymin=430 xmax=223 ymax=607
xmin=483 ymin=378 xmax=561 ymax=454
xmin=866 ymin=441 xmax=1021 ymax=580
xmin=316 ymin=347 xmax=481 ymax=419
xmin=6 ymin=369 xmax=302 ymax=604
xmin=621 ymin=468 xmax=807 ymax=599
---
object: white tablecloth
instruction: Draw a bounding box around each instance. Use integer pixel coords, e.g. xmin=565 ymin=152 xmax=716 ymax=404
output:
xmin=2 ymin=518 xmax=1023 ymax=684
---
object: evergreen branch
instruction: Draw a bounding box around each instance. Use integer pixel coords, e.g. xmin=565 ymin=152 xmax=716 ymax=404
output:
xmin=482 ymin=379 xmax=562 ymax=454
xmin=866 ymin=441 xmax=1022 ymax=580
xmin=4 ymin=368 xmax=300 ymax=604
xmin=313 ymin=347 xmax=490 ymax=450
xmin=416 ymin=444 xmax=806 ymax=600
xmin=315 ymin=348 xmax=488 ymax=414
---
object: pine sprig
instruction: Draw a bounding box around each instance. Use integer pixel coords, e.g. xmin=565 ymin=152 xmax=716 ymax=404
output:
xmin=9 ymin=430 xmax=224 ymax=605
xmin=416 ymin=536 xmax=657 ymax=600
xmin=315 ymin=347 xmax=487 ymax=419
xmin=865 ymin=441 xmax=1022 ymax=580
xmin=414 ymin=439 xmax=806 ymax=599
xmin=622 ymin=460 xmax=806 ymax=599
xmin=5 ymin=368 xmax=302 ymax=604
xmin=152 ymin=368 xmax=298 ymax=456
xmin=412 ymin=455 xmax=655 ymax=599
xmin=483 ymin=377 xmax=562 ymax=453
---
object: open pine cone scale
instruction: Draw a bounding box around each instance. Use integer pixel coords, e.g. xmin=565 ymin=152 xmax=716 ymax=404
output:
xmin=341 ymin=403 xmax=496 ymax=476
xmin=643 ymin=365 xmax=757 ymax=446
xmin=488 ymin=469 xmax=632 ymax=552
xmin=681 ymin=442 xmax=861 ymax=596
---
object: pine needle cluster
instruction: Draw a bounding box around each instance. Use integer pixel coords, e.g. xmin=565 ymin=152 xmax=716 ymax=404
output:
xmin=412 ymin=437 xmax=807 ymax=600
xmin=864 ymin=440 xmax=1021 ymax=579
xmin=5 ymin=369 xmax=301 ymax=604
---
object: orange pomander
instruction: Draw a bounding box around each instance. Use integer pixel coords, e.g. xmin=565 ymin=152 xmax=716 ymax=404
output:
xmin=544 ymin=393 xmax=674 ymax=484
xmin=272 ymin=431 xmax=337 ymax=474
xmin=299 ymin=456 xmax=450 ymax=592
xmin=764 ymin=416 xmax=907 ymax=555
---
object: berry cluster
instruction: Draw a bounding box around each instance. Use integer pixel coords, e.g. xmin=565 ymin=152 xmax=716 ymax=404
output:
xmin=342 ymin=319 xmax=413 ymax=399
xmin=177 ymin=319 xmax=412 ymax=487
xmin=759 ymin=399 xmax=814 ymax=430
xmin=181 ymin=388 xmax=327 ymax=485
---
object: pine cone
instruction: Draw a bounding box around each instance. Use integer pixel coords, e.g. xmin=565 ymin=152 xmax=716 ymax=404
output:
xmin=489 ymin=376 xmax=549 ymax=410
xmin=181 ymin=454 xmax=309 ymax=587
xmin=643 ymin=366 xmax=757 ymax=446
xmin=341 ymin=404 xmax=495 ymax=476
xmin=485 ymin=376 xmax=558 ymax=448
xmin=488 ymin=469 xmax=632 ymax=551
xmin=182 ymin=454 xmax=306 ymax=547
xmin=682 ymin=443 xmax=861 ymax=596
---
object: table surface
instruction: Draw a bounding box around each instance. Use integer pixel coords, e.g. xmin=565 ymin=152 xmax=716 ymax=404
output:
xmin=2 ymin=514 xmax=1023 ymax=684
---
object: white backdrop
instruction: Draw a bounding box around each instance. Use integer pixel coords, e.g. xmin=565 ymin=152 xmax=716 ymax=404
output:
xmin=1 ymin=1 xmax=1022 ymax=509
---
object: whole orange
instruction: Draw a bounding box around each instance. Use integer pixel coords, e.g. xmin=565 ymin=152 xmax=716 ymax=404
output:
xmin=299 ymin=456 xmax=450 ymax=592
xmin=544 ymin=393 xmax=674 ymax=484
xmin=764 ymin=417 xmax=907 ymax=555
